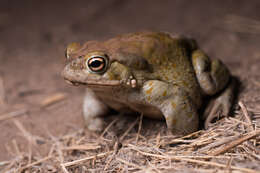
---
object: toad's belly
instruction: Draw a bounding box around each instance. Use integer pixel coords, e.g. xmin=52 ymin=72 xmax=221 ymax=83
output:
xmin=98 ymin=96 xmax=164 ymax=119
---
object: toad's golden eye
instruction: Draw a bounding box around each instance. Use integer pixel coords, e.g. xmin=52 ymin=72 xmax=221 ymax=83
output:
xmin=86 ymin=55 xmax=108 ymax=73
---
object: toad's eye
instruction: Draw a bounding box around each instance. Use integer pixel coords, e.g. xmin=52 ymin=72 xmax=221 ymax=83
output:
xmin=86 ymin=55 xmax=108 ymax=73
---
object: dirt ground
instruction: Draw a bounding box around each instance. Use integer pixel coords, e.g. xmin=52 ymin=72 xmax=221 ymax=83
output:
xmin=0 ymin=0 xmax=260 ymax=171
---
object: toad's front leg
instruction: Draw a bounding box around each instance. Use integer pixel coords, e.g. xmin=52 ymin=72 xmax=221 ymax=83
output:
xmin=142 ymin=80 xmax=199 ymax=135
xmin=83 ymin=88 xmax=109 ymax=131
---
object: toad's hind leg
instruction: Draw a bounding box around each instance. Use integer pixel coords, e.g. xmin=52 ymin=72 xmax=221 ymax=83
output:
xmin=83 ymin=88 xmax=109 ymax=131
xmin=203 ymin=78 xmax=235 ymax=128
xmin=192 ymin=50 xmax=235 ymax=128
xmin=192 ymin=50 xmax=230 ymax=95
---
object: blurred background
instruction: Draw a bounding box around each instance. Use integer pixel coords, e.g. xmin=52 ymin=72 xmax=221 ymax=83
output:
xmin=0 ymin=0 xmax=260 ymax=161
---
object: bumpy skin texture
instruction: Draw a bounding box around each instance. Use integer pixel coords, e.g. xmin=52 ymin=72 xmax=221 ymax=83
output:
xmin=62 ymin=31 xmax=234 ymax=135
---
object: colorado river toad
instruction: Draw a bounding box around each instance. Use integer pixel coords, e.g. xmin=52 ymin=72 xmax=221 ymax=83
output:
xmin=62 ymin=32 xmax=234 ymax=135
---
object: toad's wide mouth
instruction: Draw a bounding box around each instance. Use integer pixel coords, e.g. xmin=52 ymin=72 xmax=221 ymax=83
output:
xmin=62 ymin=67 xmax=122 ymax=87
xmin=64 ymin=79 xmax=121 ymax=87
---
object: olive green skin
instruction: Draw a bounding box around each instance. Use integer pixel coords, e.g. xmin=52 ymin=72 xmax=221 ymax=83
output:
xmin=62 ymin=31 xmax=234 ymax=135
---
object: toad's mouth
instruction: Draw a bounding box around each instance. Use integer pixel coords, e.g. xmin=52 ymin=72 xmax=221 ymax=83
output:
xmin=62 ymin=68 xmax=121 ymax=87
xmin=64 ymin=79 xmax=121 ymax=87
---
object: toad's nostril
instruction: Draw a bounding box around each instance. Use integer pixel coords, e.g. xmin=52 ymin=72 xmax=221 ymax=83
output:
xmin=72 ymin=81 xmax=80 ymax=86
xmin=65 ymin=79 xmax=74 ymax=85
xmin=65 ymin=80 xmax=81 ymax=86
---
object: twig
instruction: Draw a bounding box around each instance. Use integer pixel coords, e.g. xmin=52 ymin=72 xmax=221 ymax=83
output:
xmin=104 ymin=140 xmax=120 ymax=170
xmin=48 ymin=144 xmax=55 ymax=157
xmin=62 ymin=144 xmax=101 ymax=151
xmin=245 ymin=142 xmax=260 ymax=154
xmin=19 ymin=156 xmax=52 ymax=171
xmin=199 ymin=135 xmax=240 ymax=153
xmin=238 ymin=101 xmax=257 ymax=146
xmin=55 ymin=139 xmax=64 ymax=163
xmin=61 ymin=164 xmax=70 ymax=173
xmin=239 ymin=101 xmax=254 ymax=132
xmin=247 ymin=107 xmax=260 ymax=114
xmin=0 ymin=160 xmax=10 ymax=167
xmin=181 ymin=130 xmax=203 ymax=138
xmin=161 ymin=130 xmax=202 ymax=146
xmin=130 ymin=147 xmax=258 ymax=173
xmin=41 ymin=93 xmax=66 ymax=108
xmin=0 ymin=109 xmax=28 ymax=121
xmin=242 ymin=145 xmax=260 ymax=160
xmin=13 ymin=119 xmax=37 ymax=146
xmin=92 ymin=155 xmax=97 ymax=169
xmin=116 ymin=157 xmax=143 ymax=170
xmin=190 ymin=133 xmax=219 ymax=147
xmin=28 ymin=142 xmax=32 ymax=164
xmin=210 ymin=130 xmax=260 ymax=156
xmin=5 ymin=143 xmax=15 ymax=157
xmin=119 ymin=117 xmax=139 ymax=141
xmin=228 ymin=117 xmax=253 ymax=127
xmin=135 ymin=113 xmax=143 ymax=144
xmin=62 ymin=151 xmax=112 ymax=167
xmin=146 ymin=159 xmax=162 ymax=173
xmin=99 ymin=117 xmax=119 ymax=138
xmin=12 ymin=139 xmax=21 ymax=156
xmin=1 ymin=160 xmax=15 ymax=173
xmin=127 ymin=144 xmax=230 ymax=159
xmin=225 ymin=157 xmax=233 ymax=172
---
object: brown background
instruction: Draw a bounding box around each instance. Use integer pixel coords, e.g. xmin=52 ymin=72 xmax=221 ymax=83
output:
xmin=0 ymin=0 xmax=260 ymax=161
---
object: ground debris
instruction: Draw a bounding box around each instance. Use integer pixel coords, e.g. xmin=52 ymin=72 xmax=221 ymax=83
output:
xmin=2 ymin=101 xmax=260 ymax=173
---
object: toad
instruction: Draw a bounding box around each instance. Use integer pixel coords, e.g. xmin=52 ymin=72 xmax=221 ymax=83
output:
xmin=62 ymin=31 xmax=234 ymax=135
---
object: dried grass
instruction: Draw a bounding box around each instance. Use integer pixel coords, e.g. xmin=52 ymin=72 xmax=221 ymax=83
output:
xmin=0 ymin=108 xmax=28 ymax=122
xmin=1 ymin=100 xmax=259 ymax=173
xmin=40 ymin=93 xmax=67 ymax=108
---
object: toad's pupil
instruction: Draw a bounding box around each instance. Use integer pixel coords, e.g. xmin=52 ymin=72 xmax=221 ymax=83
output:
xmin=90 ymin=59 xmax=102 ymax=68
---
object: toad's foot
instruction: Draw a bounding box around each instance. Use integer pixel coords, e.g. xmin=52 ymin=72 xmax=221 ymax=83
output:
xmin=83 ymin=88 xmax=109 ymax=131
xmin=204 ymin=78 xmax=235 ymax=129
xmin=87 ymin=118 xmax=104 ymax=131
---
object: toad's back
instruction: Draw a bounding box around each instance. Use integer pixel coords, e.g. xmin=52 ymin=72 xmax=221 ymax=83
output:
xmin=103 ymin=32 xmax=201 ymax=101
xmin=78 ymin=32 xmax=202 ymax=105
